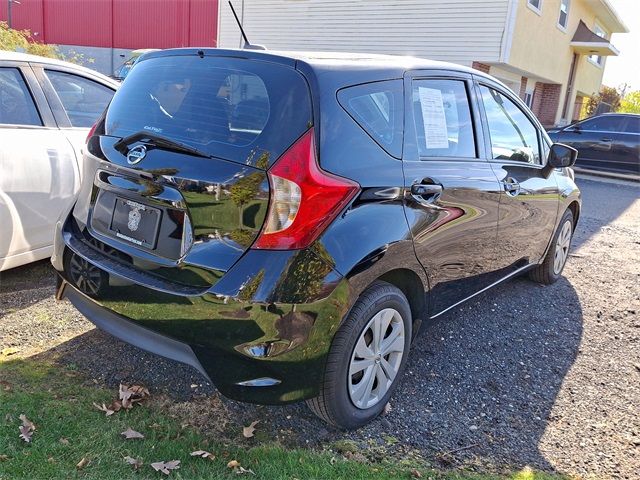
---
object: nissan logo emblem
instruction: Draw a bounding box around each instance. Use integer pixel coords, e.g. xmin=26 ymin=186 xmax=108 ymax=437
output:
xmin=127 ymin=145 xmax=147 ymax=165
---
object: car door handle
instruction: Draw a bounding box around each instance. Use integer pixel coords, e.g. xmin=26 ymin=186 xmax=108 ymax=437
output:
xmin=502 ymin=177 xmax=521 ymax=197
xmin=410 ymin=180 xmax=443 ymax=204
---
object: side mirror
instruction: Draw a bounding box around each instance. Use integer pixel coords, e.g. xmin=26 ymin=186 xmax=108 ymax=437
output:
xmin=548 ymin=143 xmax=578 ymax=168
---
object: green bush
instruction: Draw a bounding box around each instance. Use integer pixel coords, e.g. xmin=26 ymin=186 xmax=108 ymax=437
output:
xmin=0 ymin=21 xmax=59 ymax=58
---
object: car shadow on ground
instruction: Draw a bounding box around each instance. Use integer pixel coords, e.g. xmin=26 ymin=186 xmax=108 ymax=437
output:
xmin=27 ymin=272 xmax=582 ymax=474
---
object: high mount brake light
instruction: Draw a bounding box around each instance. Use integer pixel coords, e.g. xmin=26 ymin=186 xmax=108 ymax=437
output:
xmin=254 ymin=128 xmax=360 ymax=250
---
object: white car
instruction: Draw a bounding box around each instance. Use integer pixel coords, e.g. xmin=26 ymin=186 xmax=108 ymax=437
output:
xmin=0 ymin=51 xmax=118 ymax=271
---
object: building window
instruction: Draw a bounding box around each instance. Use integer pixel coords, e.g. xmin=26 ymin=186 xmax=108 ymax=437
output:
xmin=527 ymin=0 xmax=542 ymax=14
xmin=558 ymin=0 xmax=570 ymax=30
xmin=588 ymin=22 xmax=607 ymax=67
xmin=524 ymin=89 xmax=534 ymax=109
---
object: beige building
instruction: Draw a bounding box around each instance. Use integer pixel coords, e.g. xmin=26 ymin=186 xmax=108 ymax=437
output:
xmin=218 ymin=0 xmax=628 ymax=127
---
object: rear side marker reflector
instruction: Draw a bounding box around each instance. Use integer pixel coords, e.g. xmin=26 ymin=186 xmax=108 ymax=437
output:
xmin=254 ymin=128 xmax=360 ymax=250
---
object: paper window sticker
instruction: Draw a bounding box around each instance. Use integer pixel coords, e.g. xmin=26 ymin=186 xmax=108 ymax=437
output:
xmin=418 ymin=87 xmax=449 ymax=149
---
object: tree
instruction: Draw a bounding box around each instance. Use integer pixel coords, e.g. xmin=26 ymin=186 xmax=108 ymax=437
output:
xmin=585 ymin=85 xmax=623 ymax=116
xmin=619 ymin=91 xmax=640 ymax=114
xmin=229 ymin=172 xmax=265 ymax=226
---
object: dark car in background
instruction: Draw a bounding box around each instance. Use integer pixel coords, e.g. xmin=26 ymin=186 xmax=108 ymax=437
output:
xmin=548 ymin=113 xmax=640 ymax=175
xmin=53 ymin=48 xmax=580 ymax=429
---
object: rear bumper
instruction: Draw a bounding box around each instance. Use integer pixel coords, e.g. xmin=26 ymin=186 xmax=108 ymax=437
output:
xmin=54 ymin=220 xmax=351 ymax=405
xmin=59 ymin=280 xmax=210 ymax=381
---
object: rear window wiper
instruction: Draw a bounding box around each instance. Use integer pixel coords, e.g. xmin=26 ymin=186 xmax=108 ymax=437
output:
xmin=114 ymin=131 xmax=212 ymax=159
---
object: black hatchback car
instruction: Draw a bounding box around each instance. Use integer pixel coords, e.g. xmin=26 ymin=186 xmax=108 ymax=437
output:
xmin=53 ymin=49 xmax=580 ymax=429
xmin=548 ymin=113 xmax=640 ymax=175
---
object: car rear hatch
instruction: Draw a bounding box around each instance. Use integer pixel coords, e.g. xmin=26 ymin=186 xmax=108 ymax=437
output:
xmin=68 ymin=51 xmax=313 ymax=290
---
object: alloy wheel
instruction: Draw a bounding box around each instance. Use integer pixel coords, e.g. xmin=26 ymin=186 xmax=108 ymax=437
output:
xmin=68 ymin=255 xmax=103 ymax=296
xmin=553 ymin=220 xmax=572 ymax=274
xmin=348 ymin=308 xmax=405 ymax=409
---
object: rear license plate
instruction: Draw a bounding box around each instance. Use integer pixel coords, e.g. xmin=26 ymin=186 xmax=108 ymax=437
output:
xmin=110 ymin=197 xmax=161 ymax=249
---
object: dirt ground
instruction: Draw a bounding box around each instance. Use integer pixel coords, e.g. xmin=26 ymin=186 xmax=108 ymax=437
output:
xmin=1 ymin=175 xmax=638 ymax=479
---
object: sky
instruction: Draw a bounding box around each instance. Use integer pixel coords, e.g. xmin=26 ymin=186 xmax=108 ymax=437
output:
xmin=602 ymin=0 xmax=640 ymax=92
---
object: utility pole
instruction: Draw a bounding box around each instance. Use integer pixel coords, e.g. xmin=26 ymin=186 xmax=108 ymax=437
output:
xmin=7 ymin=0 xmax=20 ymax=29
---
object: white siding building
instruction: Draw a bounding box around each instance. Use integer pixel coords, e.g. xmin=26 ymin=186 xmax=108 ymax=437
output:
xmin=219 ymin=0 xmax=513 ymax=66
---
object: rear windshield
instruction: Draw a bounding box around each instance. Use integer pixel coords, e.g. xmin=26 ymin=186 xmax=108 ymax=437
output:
xmin=105 ymin=54 xmax=312 ymax=168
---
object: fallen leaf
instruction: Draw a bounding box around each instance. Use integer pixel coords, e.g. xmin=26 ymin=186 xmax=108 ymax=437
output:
xmin=18 ymin=414 xmax=35 ymax=443
xmin=227 ymin=460 xmax=240 ymax=469
xmin=411 ymin=469 xmax=422 ymax=478
xmin=119 ymin=384 xmax=150 ymax=409
xmin=242 ymin=421 xmax=259 ymax=438
xmin=19 ymin=414 xmax=35 ymax=431
xmin=235 ymin=466 xmax=255 ymax=475
xmin=59 ymin=438 xmax=70 ymax=446
xmin=93 ymin=402 xmax=115 ymax=416
xmin=0 ymin=454 xmax=9 ymax=461
xmin=1 ymin=347 xmax=19 ymax=356
xmin=121 ymin=428 xmax=144 ymax=440
xmin=124 ymin=456 xmax=143 ymax=470
xmin=151 ymin=460 xmax=180 ymax=475
xmin=0 ymin=380 xmax=11 ymax=391
xmin=76 ymin=457 xmax=89 ymax=470
xmin=383 ymin=403 xmax=392 ymax=415
xmin=190 ymin=450 xmax=215 ymax=460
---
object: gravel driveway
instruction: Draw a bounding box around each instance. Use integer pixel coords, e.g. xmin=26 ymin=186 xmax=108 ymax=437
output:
xmin=1 ymin=176 xmax=638 ymax=478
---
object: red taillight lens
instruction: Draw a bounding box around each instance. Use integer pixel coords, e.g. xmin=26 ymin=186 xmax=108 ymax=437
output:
xmin=254 ymin=128 xmax=360 ymax=250
xmin=86 ymin=122 xmax=98 ymax=144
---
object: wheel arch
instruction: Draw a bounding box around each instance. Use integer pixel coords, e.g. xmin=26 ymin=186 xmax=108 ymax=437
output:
xmin=376 ymin=268 xmax=427 ymax=338
xmin=567 ymin=200 xmax=580 ymax=231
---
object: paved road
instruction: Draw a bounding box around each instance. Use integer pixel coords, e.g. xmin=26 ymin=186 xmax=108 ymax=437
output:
xmin=1 ymin=175 xmax=638 ymax=478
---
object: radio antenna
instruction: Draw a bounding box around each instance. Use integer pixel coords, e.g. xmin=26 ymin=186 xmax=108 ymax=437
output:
xmin=228 ymin=1 xmax=266 ymax=50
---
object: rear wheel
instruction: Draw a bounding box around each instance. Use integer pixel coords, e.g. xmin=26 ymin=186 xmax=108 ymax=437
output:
xmin=66 ymin=253 xmax=108 ymax=297
xmin=306 ymin=281 xmax=412 ymax=429
xmin=529 ymin=209 xmax=574 ymax=284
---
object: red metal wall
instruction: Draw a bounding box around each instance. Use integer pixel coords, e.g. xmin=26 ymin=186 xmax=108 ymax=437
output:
xmin=1 ymin=0 xmax=218 ymax=49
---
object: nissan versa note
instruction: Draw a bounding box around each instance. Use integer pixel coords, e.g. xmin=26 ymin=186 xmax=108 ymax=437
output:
xmin=53 ymin=48 xmax=580 ymax=429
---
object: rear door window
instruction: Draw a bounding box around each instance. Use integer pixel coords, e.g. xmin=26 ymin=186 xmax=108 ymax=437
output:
xmin=577 ymin=116 xmax=624 ymax=132
xmin=411 ymin=79 xmax=476 ymax=158
xmin=0 ymin=67 xmax=42 ymax=126
xmin=105 ymin=55 xmax=312 ymax=167
xmin=338 ymin=80 xmax=403 ymax=158
xmin=45 ymin=70 xmax=114 ymax=127
xmin=622 ymin=116 xmax=640 ymax=134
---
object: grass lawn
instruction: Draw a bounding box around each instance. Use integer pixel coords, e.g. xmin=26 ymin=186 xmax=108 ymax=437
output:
xmin=0 ymin=358 xmax=564 ymax=480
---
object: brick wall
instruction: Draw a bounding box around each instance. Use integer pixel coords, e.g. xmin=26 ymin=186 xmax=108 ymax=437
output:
xmin=531 ymin=83 xmax=561 ymax=127
xmin=472 ymin=61 xmax=491 ymax=74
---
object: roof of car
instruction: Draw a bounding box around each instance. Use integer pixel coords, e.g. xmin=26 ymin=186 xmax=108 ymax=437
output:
xmin=142 ymin=48 xmax=485 ymax=78
xmin=599 ymin=112 xmax=640 ymax=117
xmin=0 ymin=50 xmax=118 ymax=87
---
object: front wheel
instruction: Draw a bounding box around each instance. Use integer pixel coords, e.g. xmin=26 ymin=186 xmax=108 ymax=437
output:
xmin=529 ymin=209 xmax=574 ymax=284
xmin=306 ymin=281 xmax=412 ymax=429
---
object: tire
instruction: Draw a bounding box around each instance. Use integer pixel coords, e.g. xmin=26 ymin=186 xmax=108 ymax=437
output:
xmin=65 ymin=252 xmax=108 ymax=298
xmin=529 ymin=209 xmax=574 ymax=285
xmin=306 ymin=281 xmax=412 ymax=429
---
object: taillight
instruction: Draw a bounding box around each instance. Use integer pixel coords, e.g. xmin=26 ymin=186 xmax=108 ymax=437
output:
xmin=254 ymin=128 xmax=359 ymax=250
xmin=86 ymin=122 xmax=98 ymax=144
